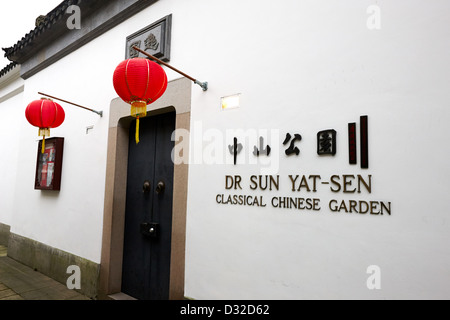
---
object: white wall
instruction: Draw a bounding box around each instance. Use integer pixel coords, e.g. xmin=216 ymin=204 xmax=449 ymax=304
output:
xmin=1 ymin=0 xmax=450 ymax=299
xmin=8 ymin=36 xmax=117 ymax=263
xmin=178 ymin=0 xmax=450 ymax=299
xmin=0 ymin=71 xmax=24 ymax=227
xmin=5 ymin=3 xmax=182 ymax=262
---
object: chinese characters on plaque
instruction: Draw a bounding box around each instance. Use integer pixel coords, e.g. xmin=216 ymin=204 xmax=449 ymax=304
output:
xmin=126 ymin=15 xmax=171 ymax=61
xmin=228 ymin=115 xmax=369 ymax=169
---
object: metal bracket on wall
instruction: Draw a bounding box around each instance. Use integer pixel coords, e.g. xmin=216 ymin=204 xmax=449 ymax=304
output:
xmin=194 ymin=80 xmax=208 ymax=92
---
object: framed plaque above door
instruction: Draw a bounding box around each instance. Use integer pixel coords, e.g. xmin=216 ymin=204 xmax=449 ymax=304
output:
xmin=126 ymin=14 xmax=172 ymax=61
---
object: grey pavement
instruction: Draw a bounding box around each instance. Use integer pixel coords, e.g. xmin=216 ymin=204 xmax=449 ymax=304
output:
xmin=0 ymin=245 xmax=91 ymax=300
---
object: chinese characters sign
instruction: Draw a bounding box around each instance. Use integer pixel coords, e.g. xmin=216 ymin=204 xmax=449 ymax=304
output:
xmin=217 ymin=115 xmax=392 ymax=216
xmin=229 ymin=115 xmax=369 ymax=169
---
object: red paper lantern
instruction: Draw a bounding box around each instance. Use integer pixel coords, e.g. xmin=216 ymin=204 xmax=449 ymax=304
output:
xmin=25 ymin=98 xmax=65 ymax=153
xmin=113 ymin=58 xmax=168 ymax=143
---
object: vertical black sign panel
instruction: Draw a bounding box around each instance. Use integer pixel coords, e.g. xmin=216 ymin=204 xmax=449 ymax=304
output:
xmin=360 ymin=115 xmax=369 ymax=169
xmin=348 ymin=123 xmax=357 ymax=165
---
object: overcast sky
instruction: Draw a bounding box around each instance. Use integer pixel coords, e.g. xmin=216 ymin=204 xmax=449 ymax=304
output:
xmin=0 ymin=0 xmax=62 ymax=69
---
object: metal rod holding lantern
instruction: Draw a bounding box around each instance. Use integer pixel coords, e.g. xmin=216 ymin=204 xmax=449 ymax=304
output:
xmin=38 ymin=92 xmax=103 ymax=117
xmin=132 ymin=46 xmax=208 ymax=91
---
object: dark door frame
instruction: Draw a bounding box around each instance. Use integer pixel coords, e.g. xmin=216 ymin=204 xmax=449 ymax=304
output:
xmin=99 ymin=77 xmax=191 ymax=300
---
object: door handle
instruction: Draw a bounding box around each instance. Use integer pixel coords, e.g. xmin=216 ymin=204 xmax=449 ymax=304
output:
xmin=143 ymin=180 xmax=151 ymax=193
xmin=155 ymin=181 xmax=165 ymax=194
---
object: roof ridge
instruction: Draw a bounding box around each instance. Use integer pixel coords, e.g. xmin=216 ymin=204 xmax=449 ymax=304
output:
xmin=3 ymin=0 xmax=81 ymax=61
xmin=0 ymin=61 xmax=18 ymax=79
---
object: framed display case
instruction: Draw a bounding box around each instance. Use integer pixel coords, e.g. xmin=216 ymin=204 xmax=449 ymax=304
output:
xmin=34 ymin=137 xmax=64 ymax=191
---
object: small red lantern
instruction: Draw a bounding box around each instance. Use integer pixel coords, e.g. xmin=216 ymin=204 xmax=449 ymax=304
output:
xmin=113 ymin=58 xmax=168 ymax=143
xmin=25 ymin=98 xmax=65 ymax=153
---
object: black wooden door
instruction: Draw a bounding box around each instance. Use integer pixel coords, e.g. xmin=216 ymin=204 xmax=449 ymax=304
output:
xmin=121 ymin=112 xmax=175 ymax=300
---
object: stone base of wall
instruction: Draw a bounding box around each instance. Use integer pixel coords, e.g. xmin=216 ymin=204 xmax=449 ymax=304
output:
xmin=0 ymin=223 xmax=10 ymax=246
xmin=6 ymin=232 xmax=99 ymax=299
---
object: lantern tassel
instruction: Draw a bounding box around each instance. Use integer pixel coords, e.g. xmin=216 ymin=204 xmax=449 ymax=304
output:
xmin=135 ymin=116 xmax=140 ymax=144
xmin=42 ymin=135 xmax=45 ymax=154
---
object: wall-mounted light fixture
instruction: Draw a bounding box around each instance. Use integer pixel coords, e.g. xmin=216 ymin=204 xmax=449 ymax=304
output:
xmin=221 ymin=94 xmax=241 ymax=110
